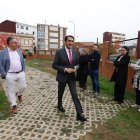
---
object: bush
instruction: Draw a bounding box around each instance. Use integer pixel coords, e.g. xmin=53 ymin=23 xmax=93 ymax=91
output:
xmin=28 ymin=51 xmax=33 ymax=57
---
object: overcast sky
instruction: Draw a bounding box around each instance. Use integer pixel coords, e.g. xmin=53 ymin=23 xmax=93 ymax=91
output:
xmin=0 ymin=0 xmax=140 ymax=42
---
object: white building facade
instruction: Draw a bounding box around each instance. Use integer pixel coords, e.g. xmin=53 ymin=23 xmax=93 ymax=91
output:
xmin=16 ymin=22 xmax=37 ymax=47
xmin=111 ymin=32 xmax=126 ymax=45
xmin=37 ymin=24 xmax=67 ymax=50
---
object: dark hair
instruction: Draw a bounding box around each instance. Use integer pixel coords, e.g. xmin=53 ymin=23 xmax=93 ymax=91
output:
xmin=65 ymin=35 xmax=74 ymax=41
xmin=122 ymin=46 xmax=129 ymax=55
xmin=7 ymin=37 xmax=13 ymax=45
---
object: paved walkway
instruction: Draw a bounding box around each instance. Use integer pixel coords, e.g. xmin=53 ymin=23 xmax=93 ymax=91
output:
xmin=0 ymin=67 xmax=133 ymax=140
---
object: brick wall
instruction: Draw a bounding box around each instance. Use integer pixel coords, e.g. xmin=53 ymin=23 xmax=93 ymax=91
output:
xmin=26 ymin=50 xmax=55 ymax=60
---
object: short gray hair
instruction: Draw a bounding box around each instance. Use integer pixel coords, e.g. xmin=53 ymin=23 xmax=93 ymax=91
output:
xmin=7 ymin=37 xmax=13 ymax=45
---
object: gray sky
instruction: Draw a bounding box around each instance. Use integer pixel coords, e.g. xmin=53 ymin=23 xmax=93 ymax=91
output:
xmin=0 ymin=0 xmax=140 ymax=42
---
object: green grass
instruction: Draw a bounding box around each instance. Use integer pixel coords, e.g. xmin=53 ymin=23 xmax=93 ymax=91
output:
xmin=106 ymin=108 xmax=140 ymax=140
xmin=0 ymin=84 xmax=12 ymax=120
xmin=87 ymin=75 xmax=135 ymax=102
xmin=26 ymin=59 xmax=56 ymax=75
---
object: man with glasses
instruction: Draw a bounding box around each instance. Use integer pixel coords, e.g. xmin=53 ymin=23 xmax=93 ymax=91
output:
xmin=0 ymin=37 xmax=26 ymax=113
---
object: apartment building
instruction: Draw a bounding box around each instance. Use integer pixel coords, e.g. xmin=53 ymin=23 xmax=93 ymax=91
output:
xmin=37 ymin=24 xmax=67 ymax=50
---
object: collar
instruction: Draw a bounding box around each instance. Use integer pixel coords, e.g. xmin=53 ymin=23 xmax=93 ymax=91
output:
xmin=65 ymin=46 xmax=72 ymax=52
xmin=7 ymin=47 xmax=16 ymax=52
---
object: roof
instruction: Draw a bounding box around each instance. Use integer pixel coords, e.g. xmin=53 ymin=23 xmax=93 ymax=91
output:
xmin=0 ymin=20 xmax=16 ymax=24
xmin=0 ymin=20 xmax=36 ymax=28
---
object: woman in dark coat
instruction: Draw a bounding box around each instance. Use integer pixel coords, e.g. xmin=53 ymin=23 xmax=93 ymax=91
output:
xmin=76 ymin=49 xmax=89 ymax=90
xmin=110 ymin=46 xmax=130 ymax=104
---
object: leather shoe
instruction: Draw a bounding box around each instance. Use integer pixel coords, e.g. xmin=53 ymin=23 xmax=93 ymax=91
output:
xmin=77 ymin=114 xmax=87 ymax=122
xmin=58 ymin=106 xmax=65 ymax=112
xmin=11 ymin=105 xmax=17 ymax=114
xmin=18 ymin=95 xmax=22 ymax=102
xmin=118 ymin=101 xmax=124 ymax=104
xmin=112 ymin=98 xmax=118 ymax=102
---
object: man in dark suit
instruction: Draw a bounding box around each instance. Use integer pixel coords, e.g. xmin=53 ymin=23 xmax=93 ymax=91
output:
xmin=52 ymin=35 xmax=87 ymax=122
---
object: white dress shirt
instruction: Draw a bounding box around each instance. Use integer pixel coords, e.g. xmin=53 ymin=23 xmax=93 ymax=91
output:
xmin=65 ymin=46 xmax=73 ymax=61
xmin=8 ymin=47 xmax=22 ymax=73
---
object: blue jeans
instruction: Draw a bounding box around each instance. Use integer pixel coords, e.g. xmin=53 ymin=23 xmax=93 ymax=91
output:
xmin=90 ymin=70 xmax=100 ymax=93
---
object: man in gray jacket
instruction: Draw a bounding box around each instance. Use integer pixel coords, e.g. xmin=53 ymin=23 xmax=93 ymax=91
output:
xmin=0 ymin=37 xmax=26 ymax=114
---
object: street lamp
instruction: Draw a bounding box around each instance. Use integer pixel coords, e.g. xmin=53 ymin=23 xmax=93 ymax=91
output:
xmin=68 ymin=21 xmax=75 ymax=39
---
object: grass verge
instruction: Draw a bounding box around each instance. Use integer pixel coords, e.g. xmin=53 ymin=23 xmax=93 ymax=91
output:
xmin=0 ymin=83 xmax=12 ymax=120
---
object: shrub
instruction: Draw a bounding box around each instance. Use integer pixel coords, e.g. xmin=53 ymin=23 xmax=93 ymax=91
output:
xmin=28 ymin=51 xmax=33 ymax=57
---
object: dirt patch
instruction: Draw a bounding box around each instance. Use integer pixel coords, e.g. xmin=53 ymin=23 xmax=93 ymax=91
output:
xmin=80 ymin=123 xmax=121 ymax=140
xmin=80 ymin=122 xmax=140 ymax=140
xmin=37 ymin=61 xmax=52 ymax=68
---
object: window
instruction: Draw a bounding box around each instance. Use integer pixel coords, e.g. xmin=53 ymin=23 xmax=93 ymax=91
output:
xmin=29 ymin=40 xmax=32 ymax=45
xmin=50 ymin=44 xmax=58 ymax=49
xmin=25 ymin=40 xmax=28 ymax=45
xmin=26 ymin=27 xmax=28 ymax=30
xmin=21 ymin=26 xmax=24 ymax=29
xmin=21 ymin=39 xmax=24 ymax=45
xmin=50 ymin=32 xmax=58 ymax=37
xmin=50 ymin=38 xmax=58 ymax=43
xmin=50 ymin=26 xmax=58 ymax=31
xmin=38 ymin=31 xmax=45 ymax=37
xmin=17 ymin=25 xmax=19 ymax=28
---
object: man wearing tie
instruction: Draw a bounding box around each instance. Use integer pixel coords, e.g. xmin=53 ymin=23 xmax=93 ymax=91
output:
xmin=52 ymin=35 xmax=87 ymax=122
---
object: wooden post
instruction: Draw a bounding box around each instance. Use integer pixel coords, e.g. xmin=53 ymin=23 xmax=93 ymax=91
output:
xmin=136 ymin=31 xmax=140 ymax=58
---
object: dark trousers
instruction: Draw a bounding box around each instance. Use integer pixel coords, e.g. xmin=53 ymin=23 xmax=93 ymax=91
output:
xmin=90 ymin=70 xmax=100 ymax=93
xmin=136 ymin=88 xmax=140 ymax=105
xmin=58 ymin=80 xmax=83 ymax=114
xmin=79 ymin=77 xmax=87 ymax=90
xmin=114 ymin=84 xmax=125 ymax=102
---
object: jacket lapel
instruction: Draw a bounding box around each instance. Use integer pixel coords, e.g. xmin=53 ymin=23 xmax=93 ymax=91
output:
xmin=71 ymin=48 xmax=76 ymax=65
xmin=62 ymin=48 xmax=70 ymax=64
xmin=5 ymin=48 xmax=10 ymax=61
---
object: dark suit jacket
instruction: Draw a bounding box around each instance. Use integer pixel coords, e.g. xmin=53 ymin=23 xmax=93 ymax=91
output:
xmin=52 ymin=47 xmax=79 ymax=83
xmin=110 ymin=54 xmax=130 ymax=86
